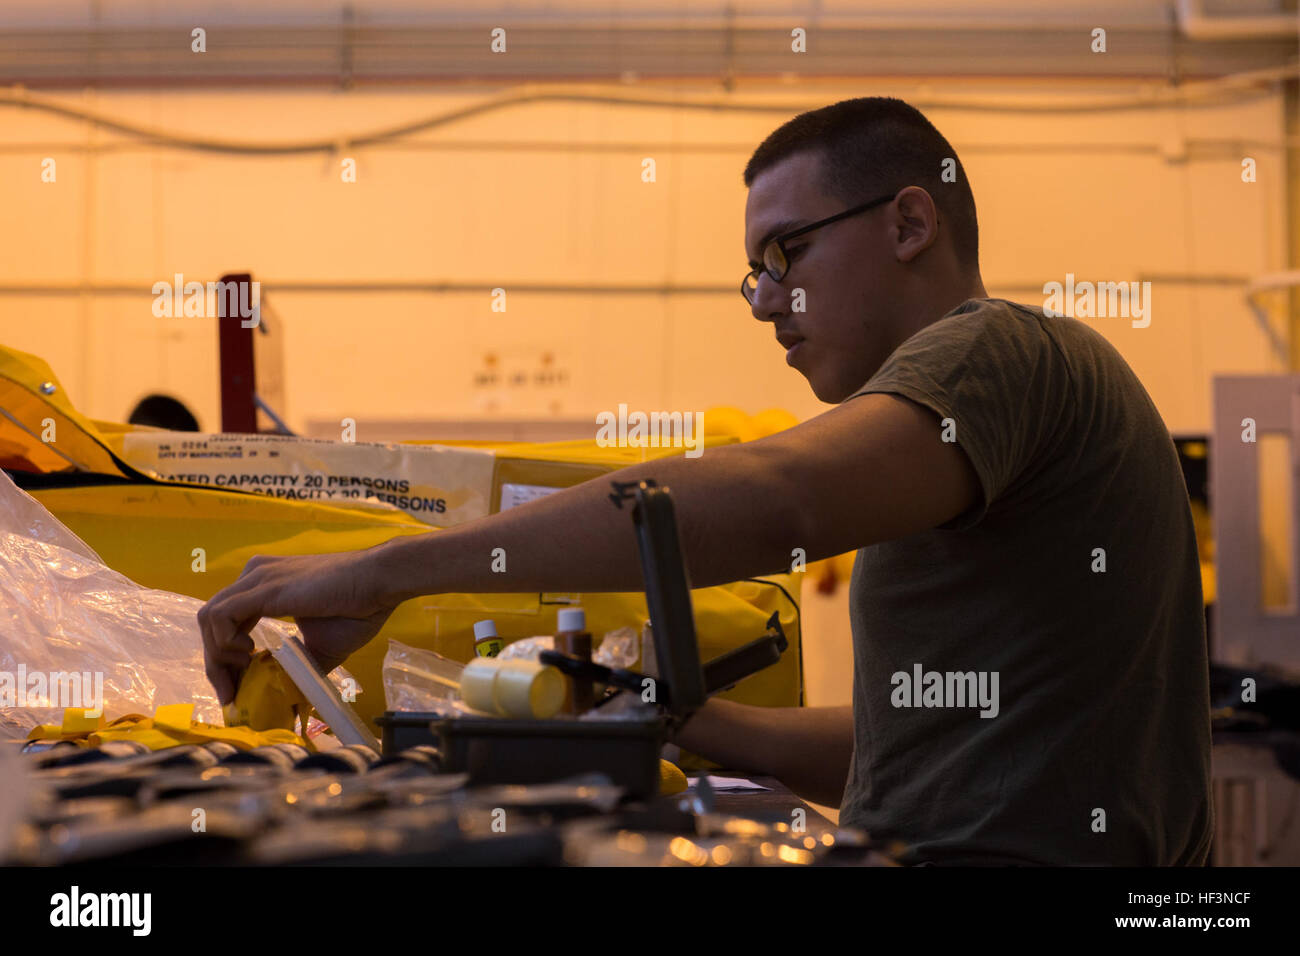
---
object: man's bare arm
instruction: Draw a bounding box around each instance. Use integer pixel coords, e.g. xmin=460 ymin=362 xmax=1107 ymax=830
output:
xmin=672 ymin=699 xmax=855 ymax=809
xmin=376 ymin=392 xmax=978 ymax=600
xmin=199 ymin=392 xmax=977 ymax=698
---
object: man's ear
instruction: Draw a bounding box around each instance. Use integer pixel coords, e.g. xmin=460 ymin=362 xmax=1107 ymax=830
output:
xmin=893 ymin=186 xmax=940 ymax=263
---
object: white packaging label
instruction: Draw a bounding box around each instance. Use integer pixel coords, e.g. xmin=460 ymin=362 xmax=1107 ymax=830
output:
xmin=499 ymin=482 xmax=563 ymax=511
xmin=121 ymin=432 xmax=495 ymax=527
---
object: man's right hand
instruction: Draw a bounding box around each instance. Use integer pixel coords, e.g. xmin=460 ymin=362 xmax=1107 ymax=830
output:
xmin=197 ymin=545 xmax=403 ymax=705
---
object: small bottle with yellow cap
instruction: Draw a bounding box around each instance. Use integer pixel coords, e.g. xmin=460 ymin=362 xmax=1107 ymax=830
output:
xmin=473 ymin=619 xmax=503 ymax=658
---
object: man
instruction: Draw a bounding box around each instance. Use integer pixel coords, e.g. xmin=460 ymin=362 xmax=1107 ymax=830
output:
xmin=199 ymin=97 xmax=1212 ymax=865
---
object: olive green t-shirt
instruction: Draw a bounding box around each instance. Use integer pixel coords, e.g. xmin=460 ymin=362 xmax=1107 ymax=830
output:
xmin=841 ymin=297 xmax=1213 ymax=865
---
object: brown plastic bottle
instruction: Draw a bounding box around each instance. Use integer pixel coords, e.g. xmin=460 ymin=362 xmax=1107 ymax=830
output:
xmin=556 ymin=607 xmax=593 ymax=714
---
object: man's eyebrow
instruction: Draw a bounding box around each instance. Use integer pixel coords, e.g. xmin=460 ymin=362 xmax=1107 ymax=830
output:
xmin=746 ymin=219 xmax=807 ymax=267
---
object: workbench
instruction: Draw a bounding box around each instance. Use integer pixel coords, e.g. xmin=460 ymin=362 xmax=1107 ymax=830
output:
xmin=10 ymin=741 xmax=886 ymax=867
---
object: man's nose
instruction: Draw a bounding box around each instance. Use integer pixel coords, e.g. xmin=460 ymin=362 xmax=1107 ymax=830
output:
xmin=750 ymin=273 xmax=788 ymax=322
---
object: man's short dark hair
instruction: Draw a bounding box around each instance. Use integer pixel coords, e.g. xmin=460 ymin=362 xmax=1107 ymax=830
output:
xmin=743 ymin=96 xmax=979 ymax=271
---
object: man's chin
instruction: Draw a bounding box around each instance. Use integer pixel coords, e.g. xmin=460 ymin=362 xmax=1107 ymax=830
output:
xmin=793 ymin=351 xmax=868 ymax=403
xmin=807 ymin=374 xmax=850 ymax=405
xmin=806 ymin=369 xmax=867 ymax=405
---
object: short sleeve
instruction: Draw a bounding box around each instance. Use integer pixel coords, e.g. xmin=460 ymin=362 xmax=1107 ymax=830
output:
xmin=846 ymin=300 xmax=1068 ymax=530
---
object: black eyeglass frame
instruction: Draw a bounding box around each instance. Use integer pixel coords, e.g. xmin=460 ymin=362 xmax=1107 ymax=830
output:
xmin=742 ymin=190 xmax=898 ymax=304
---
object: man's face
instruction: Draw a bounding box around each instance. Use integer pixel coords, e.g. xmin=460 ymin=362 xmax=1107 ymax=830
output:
xmin=744 ymin=150 xmax=906 ymax=403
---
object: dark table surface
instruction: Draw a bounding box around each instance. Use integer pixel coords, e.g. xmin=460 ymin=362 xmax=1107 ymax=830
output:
xmin=684 ymin=771 xmax=835 ymax=829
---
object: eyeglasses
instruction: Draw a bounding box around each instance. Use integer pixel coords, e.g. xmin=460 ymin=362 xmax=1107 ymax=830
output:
xmin=741 ymin=191 xmax=898 ymax=305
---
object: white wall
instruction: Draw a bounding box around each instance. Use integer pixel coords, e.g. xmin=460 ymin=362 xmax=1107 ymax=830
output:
xmin=0 ymin=81 xmax=1287 ymax=436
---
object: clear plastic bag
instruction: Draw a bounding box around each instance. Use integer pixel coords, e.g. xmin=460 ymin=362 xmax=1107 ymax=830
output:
xmin=594 ymin=627 xmax=639 ymax=669
xmin=0 ymin=468 xmax=298 ymax=736
xmin=495 ymin=628 xmax=639 ymax=668
xmin=382 ymin=640 xmax=466 ymax=713
xmin=496 ymin=635 xmax=554 ymax=662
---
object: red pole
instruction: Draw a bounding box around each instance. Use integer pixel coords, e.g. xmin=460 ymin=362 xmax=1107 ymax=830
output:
xmin=217 ymin=272 xmax=258 ymax=434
